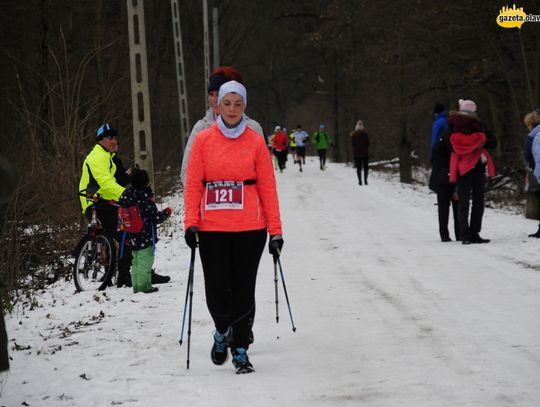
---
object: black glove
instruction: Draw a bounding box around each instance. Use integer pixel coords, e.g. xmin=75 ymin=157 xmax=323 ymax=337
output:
xmin=185 ymin=226 xmax=199 ymax=249
xmin=268 ymin=235 xmax=284 ymax=257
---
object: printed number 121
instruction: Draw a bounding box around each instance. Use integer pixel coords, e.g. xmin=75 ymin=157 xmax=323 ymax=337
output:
xmin=215 ymin=189 xmax=232 ymax=202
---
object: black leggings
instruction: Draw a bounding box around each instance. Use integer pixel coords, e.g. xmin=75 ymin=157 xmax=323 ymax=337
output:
xmin=354 ymin=156 xmax=369 ymax=184
xmin=318 ymin=149 xmax=327 ymax=168
xmin=436 ymin=185 xmax=459 ymax=240
xmin=198 ymin=229 xmax=267 ymax=349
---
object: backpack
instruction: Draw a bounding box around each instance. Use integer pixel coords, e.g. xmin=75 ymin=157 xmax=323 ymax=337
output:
xmin=117 ymin=205 xmax=144 ymax=233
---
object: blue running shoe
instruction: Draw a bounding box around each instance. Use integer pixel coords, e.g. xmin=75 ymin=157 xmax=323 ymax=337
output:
xmin=211 ymin=328 xmax=231 ymax=365
xmin=232 ymin=347 xmax=254 ymax=374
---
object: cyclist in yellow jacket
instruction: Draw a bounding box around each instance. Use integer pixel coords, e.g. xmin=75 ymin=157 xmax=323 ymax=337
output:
xmin=79 ymin=124 xmax=132 ymax=287
xmin=79 ymin=125 xmax=125 ymax=214
xmin=79 ymin=124 xmax=171 ymax=287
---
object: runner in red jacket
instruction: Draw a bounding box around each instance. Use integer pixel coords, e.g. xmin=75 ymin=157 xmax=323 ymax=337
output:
xmin=272 ymin=129 xmax=289 ymax=172
xmin=183 ymin=80 xmax=283 ymax=374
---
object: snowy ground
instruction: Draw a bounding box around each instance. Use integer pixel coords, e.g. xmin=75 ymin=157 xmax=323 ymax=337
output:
xmin=2 ymin=157 xmax=540 ymax=407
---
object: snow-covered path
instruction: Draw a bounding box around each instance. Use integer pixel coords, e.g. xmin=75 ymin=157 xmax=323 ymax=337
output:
xmin=3 ymin=157 xmax=540 ymax=406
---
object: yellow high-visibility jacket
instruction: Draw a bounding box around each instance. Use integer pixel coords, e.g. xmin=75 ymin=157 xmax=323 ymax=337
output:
xmin=78 ymin=144 xmax=125 ymax=214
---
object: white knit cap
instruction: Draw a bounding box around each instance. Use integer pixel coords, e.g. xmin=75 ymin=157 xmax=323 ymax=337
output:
xmin=217 ymin=80 xmax=247 ymax=106
xmin=459 ymin=99 xmax=477 ymax=113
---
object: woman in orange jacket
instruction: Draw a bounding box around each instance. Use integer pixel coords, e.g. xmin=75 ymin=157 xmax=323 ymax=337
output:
xmin=183 ymin=81 xmax=283 ymax=374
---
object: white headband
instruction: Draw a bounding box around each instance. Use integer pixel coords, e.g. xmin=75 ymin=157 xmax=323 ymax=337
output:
xmin=217 ymin=80 xmax=247 ymax=106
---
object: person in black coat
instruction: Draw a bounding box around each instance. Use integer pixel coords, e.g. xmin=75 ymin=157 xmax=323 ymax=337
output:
xmin=429 ymin=127 xmax=460 ymax=242
xmin=350 ymin=120 xmax=370 ymax=185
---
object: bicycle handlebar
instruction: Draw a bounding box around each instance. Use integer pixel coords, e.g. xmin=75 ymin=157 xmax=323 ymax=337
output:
xmin=78 ymin=192 xmax=119 ymax=206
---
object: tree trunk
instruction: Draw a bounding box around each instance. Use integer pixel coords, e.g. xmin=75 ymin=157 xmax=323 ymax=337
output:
xmin=332 ymin=50 xmax=341 ymax=162
xmin=39 ymin=0 xmax=50 ymax=148
xmin=399 ymin=37 xmax=412 ymax=184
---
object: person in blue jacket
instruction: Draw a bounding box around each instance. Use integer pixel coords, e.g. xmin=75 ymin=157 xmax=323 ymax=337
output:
xmin=430 ymin=102 xmax=447 ymax=161
xmin=524 ymin=109 xmax=540 ymax=237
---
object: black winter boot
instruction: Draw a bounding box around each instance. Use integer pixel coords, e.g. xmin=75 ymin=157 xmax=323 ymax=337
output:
xmin=528 ymin=225 xmax=540 ymax=238
xmin=151 ymin=270 xmax=170 ymax=284
xmin=471 ymin=234 xmax=490 ymax=244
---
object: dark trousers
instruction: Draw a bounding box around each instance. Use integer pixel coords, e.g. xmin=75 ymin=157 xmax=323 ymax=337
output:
xmin=85 ymin=202 xmax=132 ymax=281
xmin=0 ymin=299 xmax=8 ymax=372
xmin=536 ymin=191 xmax=540 ymax=229
xmin=354 ymin=156 xmax=369 ymax=184
xmin=437 ymin=185 xmax=459 ymax=240
xmin=318 ymin=149 xmax=327 ymax=168
xmin=274 ymin=150 xmax=287 ymax=171
xmin=198 ymin=229 xmax=267 ymax=349
xmin=457 ymin=168 xmax=485 ymax=241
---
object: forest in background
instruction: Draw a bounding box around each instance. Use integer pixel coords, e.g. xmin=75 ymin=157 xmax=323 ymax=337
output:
xmin=1 ymin=0 xmax=540 ymax=302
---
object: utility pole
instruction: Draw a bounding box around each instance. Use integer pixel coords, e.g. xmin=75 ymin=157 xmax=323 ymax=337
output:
xmin=212 ymin=7 xmax=219 ymax=69
xmin=170 ymin=0 xmax=190 ymax=152
xmin=202 ymin=0 xmax=210 ymax=109
xmin=126 ymin=0 xmax=154 ymax=186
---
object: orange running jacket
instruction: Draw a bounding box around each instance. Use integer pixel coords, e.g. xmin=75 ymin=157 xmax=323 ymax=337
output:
xmin=184 ymin=122 xmax=282 ymax=235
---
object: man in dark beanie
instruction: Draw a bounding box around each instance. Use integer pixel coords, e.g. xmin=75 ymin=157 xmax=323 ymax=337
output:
xmin=180 ymin=66 xmax=265 ymax=186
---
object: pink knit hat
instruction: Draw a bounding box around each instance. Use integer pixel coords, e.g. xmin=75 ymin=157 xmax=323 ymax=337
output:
xmin=459 ymin=99 xmax=477 ymax=113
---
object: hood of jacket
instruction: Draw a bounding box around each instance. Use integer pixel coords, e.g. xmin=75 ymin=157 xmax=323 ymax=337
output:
xmin=448 ymin=112 xmax=484 ymax=135
xmin=529 ymin=123 xmax=540 ymax=140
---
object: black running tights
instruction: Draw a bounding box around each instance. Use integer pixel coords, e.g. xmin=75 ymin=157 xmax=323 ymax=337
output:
xmin=198 ymin=229 xmax=267 ymax=349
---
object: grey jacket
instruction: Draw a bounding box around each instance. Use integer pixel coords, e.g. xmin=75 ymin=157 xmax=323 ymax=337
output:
xmin=180 ymin=109 xmax=265 ymax=186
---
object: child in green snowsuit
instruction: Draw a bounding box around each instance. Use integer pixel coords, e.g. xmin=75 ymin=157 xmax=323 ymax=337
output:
xmin=119 ymin=169 xmax=171 ymax=293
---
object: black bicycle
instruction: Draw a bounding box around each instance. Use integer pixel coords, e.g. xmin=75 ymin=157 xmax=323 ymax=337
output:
xmin=73 ymin=194 xmax=118 ymax=292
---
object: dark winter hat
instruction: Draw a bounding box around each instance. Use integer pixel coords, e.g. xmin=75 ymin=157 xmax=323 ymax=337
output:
xmin=96 ymin=123 xmax=118 ymax=139
xmin=433 ymin=102 xmax=445 ymax=114
xmin=207 ymin=75 xmax=229 ymax=94
xmin=130 ymin=168 xmax=149 ymax=189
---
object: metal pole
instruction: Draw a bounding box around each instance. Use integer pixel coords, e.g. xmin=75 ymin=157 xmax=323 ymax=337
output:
xmin=212 ymin=7 xmax=219 ymax=69
xmin=170 ymin=0 xmax=191 ymax=152
xmin=202 ymin=0 xmax=210 ymax=110
xmin=126 ymin=0 xmax=154 ymax=186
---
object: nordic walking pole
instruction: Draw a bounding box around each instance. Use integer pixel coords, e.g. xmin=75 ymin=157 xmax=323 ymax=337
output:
xmin=277 ymin=256 xmax=296 ymax=332
xmin=273 ymin=255 xmax=279 ymax=323
xmin=186 ymin=247 xmax=196 ymax=369
xmin=179 ymin=247 xmax=195 ymax=346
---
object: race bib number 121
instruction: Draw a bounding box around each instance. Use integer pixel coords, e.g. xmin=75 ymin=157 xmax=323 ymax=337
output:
xmin=205 ymin=181 xmax=244 ymax=210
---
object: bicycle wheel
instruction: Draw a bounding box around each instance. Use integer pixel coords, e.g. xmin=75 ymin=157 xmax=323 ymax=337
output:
xmin=73 ymin=231 xmax=117 ymax=292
